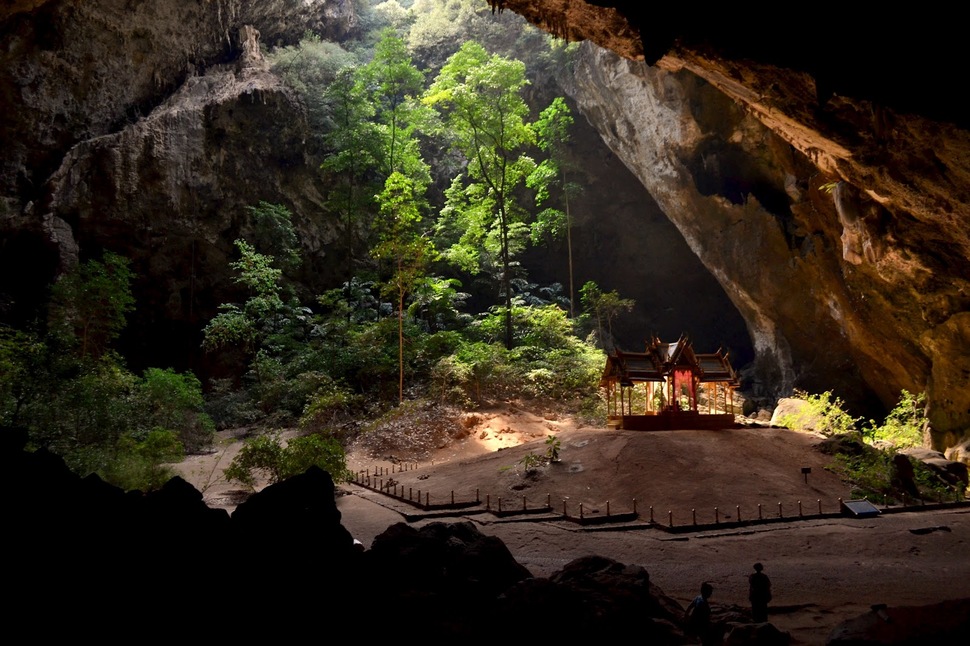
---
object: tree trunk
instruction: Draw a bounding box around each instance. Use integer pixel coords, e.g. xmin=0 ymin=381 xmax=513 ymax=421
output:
xmin=565 ymin=169 xmax=575 ymax=318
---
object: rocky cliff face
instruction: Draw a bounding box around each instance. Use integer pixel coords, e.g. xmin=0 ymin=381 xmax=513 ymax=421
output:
xmin=565 ymin=44 xmax=893 ymax=420
xmin=498 ymin=1 xmax=970 ymax=449
xmin=1 ymin=0 xmax=356 ymax=371
xmin=1 ymin=0 xmax=355 ymax=199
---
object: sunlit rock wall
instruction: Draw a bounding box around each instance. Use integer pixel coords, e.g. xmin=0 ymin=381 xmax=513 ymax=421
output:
xmin=565 ymin=42 xmax=970 ymax=448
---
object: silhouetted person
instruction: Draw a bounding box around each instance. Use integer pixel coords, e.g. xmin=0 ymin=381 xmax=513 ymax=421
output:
xmin=685 ymin=581 xmax=715 ymax=645
xmin=749 ymin=562 xmax=772 ymax=622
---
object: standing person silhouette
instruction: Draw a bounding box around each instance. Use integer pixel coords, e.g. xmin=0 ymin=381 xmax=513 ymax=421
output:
xmin=748 ymin=562 xmax=772 ymax=622
xmin=684 ymin=581 xmax=715 ymax=644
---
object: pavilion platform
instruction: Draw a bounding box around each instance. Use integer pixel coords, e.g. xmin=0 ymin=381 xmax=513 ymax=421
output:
xmin=607 ymin=410 xmax=739 ymax=431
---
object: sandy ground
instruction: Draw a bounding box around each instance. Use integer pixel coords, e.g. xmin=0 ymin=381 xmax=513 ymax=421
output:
xmin=169 ymin=406 xmax=970 ymax=645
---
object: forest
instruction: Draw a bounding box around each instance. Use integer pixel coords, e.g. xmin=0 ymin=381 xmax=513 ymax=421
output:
xmin=0 ymin=0 xmax=634 ymax=491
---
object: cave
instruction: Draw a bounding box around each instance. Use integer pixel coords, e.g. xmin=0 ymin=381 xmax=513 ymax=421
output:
xmin=3 ymin=3 xmax=970 ymax=644
xmin=2 ymin=1 xmax=969 ymax=445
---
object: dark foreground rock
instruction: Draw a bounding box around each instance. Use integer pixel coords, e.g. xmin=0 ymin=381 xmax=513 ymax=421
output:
xmin=3 ymin=426 xmax=964 ymax=644
xmin=827 ymin=598 xmax=970 ymax=645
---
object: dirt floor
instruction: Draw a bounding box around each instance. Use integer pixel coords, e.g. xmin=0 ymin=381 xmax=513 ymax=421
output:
xmin=169 ymin=404 xmax=970 ymax=645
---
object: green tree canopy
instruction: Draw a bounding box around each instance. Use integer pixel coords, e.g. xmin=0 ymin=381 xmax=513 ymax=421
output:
xmin=49 ymin=251 xmax=135 ymax=360
xmin=359 ymin=28 xmax=432 ymax=189
xmin=528 ymin=96 xmax=580 ymax=315
xmin=579 ymin=281 xmax=635 ymax=350
xmin=372 ymin=171 xmax=436 ymax=402
xmin=425 ymin=40 xmax=555 ymax=349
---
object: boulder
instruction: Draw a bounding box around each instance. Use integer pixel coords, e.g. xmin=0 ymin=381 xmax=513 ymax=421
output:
xmin=899 ymin=448 xmax=970 ymax=489
xmin=770 ymin=398 xmax=814 ymax=429
xmin=944 ymin=439 xmax=970 ymax=468
xmin=890 ymin=453 xmax=920 ymax=497
xmin=816 ymin=432 xmax=869 ymax=456
xmin=498 ymin=554 xmax=686 ymax=641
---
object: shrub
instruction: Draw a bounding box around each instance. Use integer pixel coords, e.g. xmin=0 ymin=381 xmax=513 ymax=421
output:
xmin=829 ymin=441 xmax=956 ymax=504
xmin=520 ymin=451 xmax=544 ymax=472
xmin=831 ymin=450 xmax=896 ymax=503
xmin=284 ymin=433 xmax=350 ymax=482
xmin=204 ymin=378 xmax=262 ymax=430
xmin=105 ymin=428 xmax=185 ymax=492
xmin=431 ymin=305 xmax=604 ymax=405
xmin=224 ymin=432 xmax=288 ymax=488
xmin=0 ymin=325 xmax=47 ymax=426
xmin=545 ymin=434 xmax=561 ymax=462
xmin=299 ymin=377 xmax=364 ymax=437
xmin=33 ymin=354 xmax=137 ymax=464
xmin=134 ymin=368 xmax=215 ymax=454
xmin=864 ymin=390 xmax=926 ymax=448
xmin=224 ymin=431 xmax=348 ymax=490
xmin=579 ymin=390 xmax=608 ymax=427
xmin=776 ymin=390 xmax=860 ymax=435
xmin=431 ymin=340 xmax=507 ymax=405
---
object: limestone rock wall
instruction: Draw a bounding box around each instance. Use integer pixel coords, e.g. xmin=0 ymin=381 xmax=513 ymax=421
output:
xmin=0 ymin=0 xmax=355 ymax=199
xmin=0 ymin=0 xmax=355 ymax=371
xmin=563 ymin=42 xmax=970 ymax=447
xmin=565 ymin=45 xmax=866 ymax=408
xmin=41 ymin=28 xmax=342 ymax=372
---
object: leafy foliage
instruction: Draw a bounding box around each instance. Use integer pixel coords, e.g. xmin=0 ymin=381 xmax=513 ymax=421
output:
xmin=0 ymin=325 xmax=47 ymax=426
xmin=775 ymin=389 xmax=860 ymax=436
xmin=373 ymin=171 xmax=436 ymax=402
xmin=267 ymin=32 xmax=358 ymax=147
xmin=133 ymin=368 xmax=215 ymax=454
xmin=202 ymin=239 xmax=284 ymax=354
xmin=48 ymin=251 xmax=135 ymax=360
xmin=788 ymin=390 xmax=954 ymax=504
xmin=359 ymin=28 xmax=432 ymax=187
xmin=432 ymin=304 xmax=604 ymax=405
xmin=519 ymin=450 xmax=544 ymax=471
xmin=107 ymin=428 xmax=185 ymax=492
xmin=545 ymin=434 xmax=561 ymax=462
xmin=299 ymin=377 xmax=365 ymax=437
xmin=863 ymin=390 xmax=926 ymax=448
xmin=224 ymin=431 xmax=349 ymax=489
xmin=578 ymin=281 xmax=635 ymax=350
xmin=780 ymin=388 xmax=927 ymax=448
xmin=246 ymin=201 xmax=302 ymax=273
xmin=425 ymin=40 xmax=566 ymax=349
xmin=516 ymin=435 xmax=561 ymax=472
xmin=0 ymin=251 xmax=212 ymax=491
xmin=3 ymin=8 xmax=610 ymax=497
xmin=831 ymin=447 xmax=956 ymax=504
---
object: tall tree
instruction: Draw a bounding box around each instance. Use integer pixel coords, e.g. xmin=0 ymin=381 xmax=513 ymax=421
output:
xmin=321 ymin=30 xmax=432 ymax=278
xmin=320 ymin=66 xmax=382 ymax=277
xmin=372 ymin=171 xmax=434 ymax=403
xmin=359 ymin=28 xmax=431 ymax=187
xmin=528 ymin=96 xmax=581 ymax=317
xmin=424 ymin=40 xmax=552 ymax=349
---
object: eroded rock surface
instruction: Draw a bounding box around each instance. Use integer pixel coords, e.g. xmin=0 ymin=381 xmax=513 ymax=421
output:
xmin=1 ymin=1 xmax=354 ymax=372
xmin=505 ymin=2 xmax=970 ymax=447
